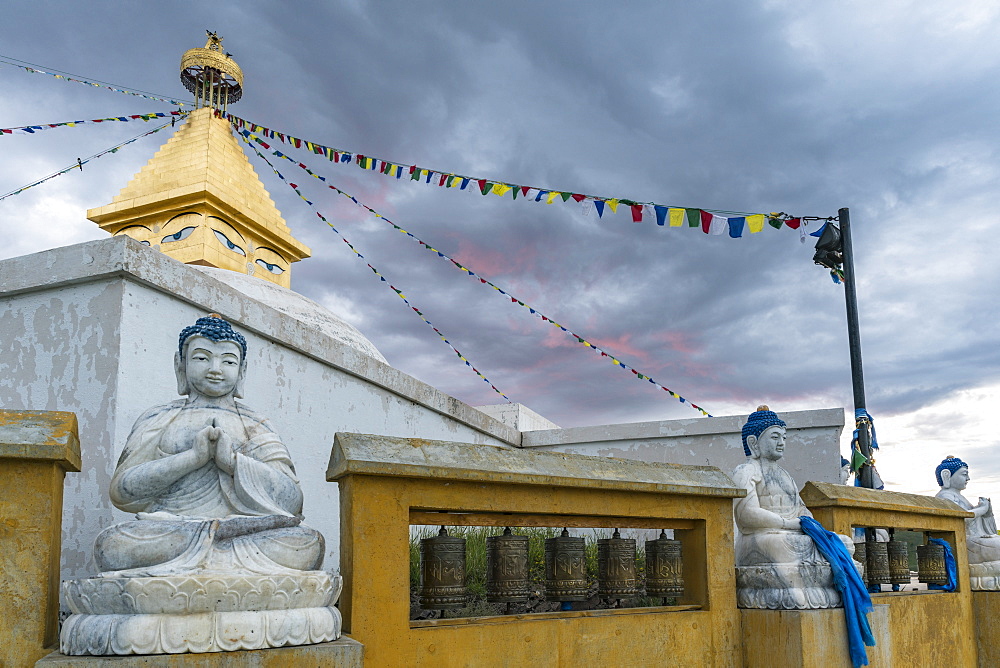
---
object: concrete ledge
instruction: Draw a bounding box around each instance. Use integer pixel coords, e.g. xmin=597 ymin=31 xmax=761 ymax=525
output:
xmin=800 ymin=481 xmax=973 ymax=519
xmin=327 ymin=432 xmax=745 ymax=498
xmin=0 ymin=409 xmax=81 ymax=471
xmin=521 ymin=408 xmax=844 ymax=447
xmin=35 ymin=637 xmax=363 ymax=667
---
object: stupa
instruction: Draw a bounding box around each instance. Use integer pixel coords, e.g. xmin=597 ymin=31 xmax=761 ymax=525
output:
xmin=86 ymin=31 xmax=310 ymax=288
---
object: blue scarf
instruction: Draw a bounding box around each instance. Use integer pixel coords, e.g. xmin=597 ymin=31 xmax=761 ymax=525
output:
xmin=800 ymin=516 xmax=876 ymax=667
xmin=927 ymin=538 xmax=957 ymax=592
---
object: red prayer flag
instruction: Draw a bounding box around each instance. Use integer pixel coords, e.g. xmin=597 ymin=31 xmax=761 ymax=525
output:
xmin=700 ymin=210 xmax=713 ymax=233
xmin=631 ymin=204 xmax=643 ymax=222
xmin=571 ymin=193 xmax=586 ymax=202
xmin=785 ymin=218 xmax=802 ymax=229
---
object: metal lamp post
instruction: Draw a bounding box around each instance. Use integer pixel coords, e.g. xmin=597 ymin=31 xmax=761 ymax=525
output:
xmin=813 ymin=207 xmax=874 ymax=489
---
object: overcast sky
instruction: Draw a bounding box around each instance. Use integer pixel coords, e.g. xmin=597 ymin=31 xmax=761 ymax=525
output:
xmin=1 ymin=2 xmax=998 ymax=500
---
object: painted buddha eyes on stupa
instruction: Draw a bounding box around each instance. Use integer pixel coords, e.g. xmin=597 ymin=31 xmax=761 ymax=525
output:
xmin=162 ymin=226 xmax=195 ymax=243
xmin=213 ymin=229 xmax=246 ymax=256
xmin=255 ymin=258 xmax=284 ymax=275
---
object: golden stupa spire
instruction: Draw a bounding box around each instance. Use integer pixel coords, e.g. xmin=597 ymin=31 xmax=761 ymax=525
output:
xmin=86 ymin=33 xmax=309 ymax=288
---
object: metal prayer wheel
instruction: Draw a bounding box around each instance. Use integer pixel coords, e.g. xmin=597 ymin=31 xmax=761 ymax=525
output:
xmin=865 ymin=539 xmax=890 ymax=587
xmin=419 ymin=526 xmax=467 ymax=609
xmin=544 ymin=528 xmax=589 ymax=602
xmin=887 ymin=539 xmax=911 ymax=586
xmin=486 ymin=527 xmax=530 ymax=603
xmin=645 ymin=530 xmax=684 ymax=598
xmin=917 ymin=542 xmax=948 ymax=585
xmin=597 ymin=529 xmax=639 ymax=599
xmin=853 ymin=541 xmax=867 ymax=581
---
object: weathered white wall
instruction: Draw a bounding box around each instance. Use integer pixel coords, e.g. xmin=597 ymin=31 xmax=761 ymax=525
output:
xmin=521 ymin=408 xmax=846 ymax=489
xmin=0 ymin=237 xmax=517 ymax=584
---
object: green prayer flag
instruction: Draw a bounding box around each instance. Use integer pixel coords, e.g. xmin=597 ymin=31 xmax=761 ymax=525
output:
xmin=560 ymin=192 xmax=572 ymax=202
xmin=445 ymin=175 xmax=455 ymax=188
xmin=685 ymin=208 xmax=700 ymax=227
xmin=768 ymin=217 xmax=783 ymax=229
xmin=851 ymin=448 xmax=868 ymax=471
xmin=410 ymin=169 xmax=420 ymax=181
xmin=480 ymin=182 xmax=492 ymax=195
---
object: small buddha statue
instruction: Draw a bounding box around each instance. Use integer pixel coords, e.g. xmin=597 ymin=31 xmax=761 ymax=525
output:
xmin=61 ymin=315 xmax=341 ymax=655
xmin=732 ymin=406 xmax=850 ymax=609
xmin=935 ymin=456 xmax=1000 ymax=590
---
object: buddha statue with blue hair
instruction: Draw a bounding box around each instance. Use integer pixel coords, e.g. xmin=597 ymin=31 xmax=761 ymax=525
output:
xmin=61 ymin=315 xmax=341 ymax=656
xmin=935 ymin=455 xmax=1000 ymax=590
xmin=732 ymin=405 xmax=852 ymax=609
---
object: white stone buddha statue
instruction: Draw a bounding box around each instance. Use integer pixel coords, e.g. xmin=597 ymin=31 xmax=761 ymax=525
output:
xmin=935 ymin=455 xmax=1000 ymax=590
xmin=732 ymin=406 xmax=850 ymax=609
xmin=60 ymin=315 xmax=341 ymax=655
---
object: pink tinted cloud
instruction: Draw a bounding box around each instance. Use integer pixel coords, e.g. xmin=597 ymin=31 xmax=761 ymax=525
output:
xmin=650 ymin=329 xmax=701 ymax=356
xmin=451 ymin=238 xmax=539 ymax=278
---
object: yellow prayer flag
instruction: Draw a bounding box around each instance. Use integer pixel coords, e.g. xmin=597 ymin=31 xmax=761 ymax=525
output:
xmin=747 ymin=214 xmax=765 ymax=233
xmin=669 ymin=208 xmax=685 ymax=227
xmin=492 ymin=183 xmax=511 ymax=197
xmin=546 ymin=191 xmax=561 ymax=204
xmin=607 ymin=199 xmax=620 ymax=213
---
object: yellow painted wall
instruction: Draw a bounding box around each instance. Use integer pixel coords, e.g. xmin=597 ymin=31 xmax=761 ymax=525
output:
xmin=802 ymin=481 xmax=978 ymax=667
xmin=338 ymin=473 xmax=742 ymax=667
xmin=0 ymin=410 xmax=80 ymax=668
xmin=973 ymin=592 xmax=1000 ymax=668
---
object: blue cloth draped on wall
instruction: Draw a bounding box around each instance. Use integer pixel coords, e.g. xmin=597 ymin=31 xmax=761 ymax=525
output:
xmin=800 ymin=516 xmax=876 ymax=667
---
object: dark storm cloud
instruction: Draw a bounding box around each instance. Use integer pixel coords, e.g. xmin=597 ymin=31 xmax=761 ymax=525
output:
xmin=2 ymin=1 xmax=1000 ymax=439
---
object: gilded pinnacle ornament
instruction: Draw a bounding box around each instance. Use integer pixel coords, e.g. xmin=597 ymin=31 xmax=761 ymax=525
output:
xmin=180 ymin=31 xmax=243 ymax=111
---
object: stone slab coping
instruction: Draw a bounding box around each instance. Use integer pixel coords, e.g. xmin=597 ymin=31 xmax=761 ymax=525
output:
xmin=327 ymin=432 xmax=746 ymax=498
xmin=520 ymin=407 xmax=844 ymax=446
xmin=35 ymin=637 xmax=363 ymax=667
xmin=0 ymin=409 xmax=81 ymax=471
xmin=800 ymin=481 xmax=974 ymax=518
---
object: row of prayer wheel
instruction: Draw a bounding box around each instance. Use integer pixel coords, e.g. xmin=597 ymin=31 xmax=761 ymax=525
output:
xmin=853 ymin=536 xmax=948 ymax=588
xmin=418 ymin=527 xmax=684 ymax=610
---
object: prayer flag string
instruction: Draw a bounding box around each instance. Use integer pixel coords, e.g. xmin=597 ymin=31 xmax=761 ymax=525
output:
xmin=234 ymin=127 xmax=512 ymax=403
xmin=0 ymin=118 xmax=181 ymax=202
xmin=238 ymin=127 xmax=711 ymax=416
xmin=0 ymin=55 xmax=193 ymax=107
xmin=0 ymin=111 xmax=187 ymax=136
xmin=224 ymin=112 xmax=814 ymax=232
